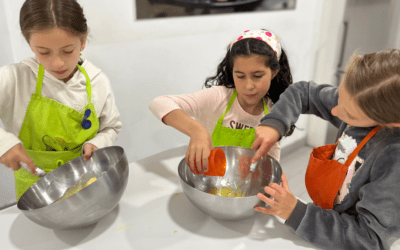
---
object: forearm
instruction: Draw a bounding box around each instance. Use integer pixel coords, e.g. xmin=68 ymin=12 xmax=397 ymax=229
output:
xmin=0 ymin=128 xmax=21 ymax=157
xmin=260 ymin=81 xmax=341 ymax=135
xmin=162 ymin=109 xmax=206 ymax=138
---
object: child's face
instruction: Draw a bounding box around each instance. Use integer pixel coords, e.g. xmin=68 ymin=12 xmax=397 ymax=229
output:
xmin=232 ymin=55 xmax=278 ymax=114
xmin=331 ymin=83 xmax=379 ymax=127
xmin=28 ymin=28 xmax=87 ymax=83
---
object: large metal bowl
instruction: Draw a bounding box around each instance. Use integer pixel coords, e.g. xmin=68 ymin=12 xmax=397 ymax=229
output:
xmin=17 ymin=146 xmax=129 ymax=230
xmin=178 ymin=146 xmax=282 ymax=220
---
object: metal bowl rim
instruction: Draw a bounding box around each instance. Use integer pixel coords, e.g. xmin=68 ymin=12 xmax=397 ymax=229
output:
xmin=17 ymin=146 xmax=128 ymax=210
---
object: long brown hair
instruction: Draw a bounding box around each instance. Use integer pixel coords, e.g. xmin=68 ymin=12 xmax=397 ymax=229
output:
xmin=344 ymin=49 xmax=400 ymax=126
xmin=20 ymin=0 xmax=88 ymax=42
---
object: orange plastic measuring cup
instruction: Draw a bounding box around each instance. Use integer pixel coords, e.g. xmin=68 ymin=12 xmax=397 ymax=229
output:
xmin=192 ymin=148 xmax=226 ymax=176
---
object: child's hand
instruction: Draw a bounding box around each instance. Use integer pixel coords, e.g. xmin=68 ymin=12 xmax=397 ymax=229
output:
xmin=0 ymin=143 xmax=36 ymax=173
xmin=251 ymin=125 xmax=280 ymax=163
xmin=83 ymin=143 xmax=99 ymax=161
xmin=254 ymin=173 xmax=297 ymax=221
xmin=186 ymin=128 xmax=213 ymax=174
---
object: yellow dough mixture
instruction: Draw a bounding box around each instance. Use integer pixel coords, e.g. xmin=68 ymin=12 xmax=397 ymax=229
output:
xmin=209 ymin=186 xmax=245 ymax=197
xmin=54 ymin=177 xmax=97 ymax=203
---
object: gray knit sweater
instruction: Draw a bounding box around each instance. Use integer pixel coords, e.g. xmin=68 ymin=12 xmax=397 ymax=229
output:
xmin=260 ymin=81 xmax=400 ymax=250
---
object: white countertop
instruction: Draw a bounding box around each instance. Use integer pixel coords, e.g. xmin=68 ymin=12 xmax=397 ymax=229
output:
xmin=1 ymin=146 xmax=397 ymax=250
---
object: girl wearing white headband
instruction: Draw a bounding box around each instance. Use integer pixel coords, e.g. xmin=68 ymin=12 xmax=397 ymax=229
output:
xmin=150 ymin=29 xmax=293 ymax=174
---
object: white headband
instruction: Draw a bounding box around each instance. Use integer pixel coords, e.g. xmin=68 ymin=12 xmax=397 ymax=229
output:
xmin=230 ymin=30 xmax=282 ymax=60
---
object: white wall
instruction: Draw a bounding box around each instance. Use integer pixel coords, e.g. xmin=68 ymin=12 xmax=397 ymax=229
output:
xmin=306 ymin=0 xmax=347 ymax=147
xmin=0 ymin=0 xmax=15 ymax=67
xmin=389 ymin=0 xmax=400 ymax=49
xmin=3 ymin=0 xmax=324 ymax=163
xmin=0 ymin=0 xmax=18 ymax=209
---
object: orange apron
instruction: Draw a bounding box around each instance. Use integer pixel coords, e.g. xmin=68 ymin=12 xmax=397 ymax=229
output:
xmin=305 ymin=126 xmax=381 ymax=209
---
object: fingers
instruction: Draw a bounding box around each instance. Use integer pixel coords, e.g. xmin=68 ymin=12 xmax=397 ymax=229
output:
xmin=195 ymin=148 xmax=211 ymax=174
xmin=261 ymin=185 xmax=286 ymax=206
xmin=10 ymin=163 xmax=18 ymax=171
xmin=281 ymin=173 xmax=290 ymax=191
xmin=251 ymin=142 xmax=268 ymax=163
xmin=251 ymin=138 xmax=263 ymax=163
xmin=17 ymin=161 xmax=37 ymax=175
xmin=201 ymin=152 xmax=209 ymax=173
xmin=250 ymin=137 xmax=272 ymax=164
xmin=83 ymin=150 xmax=92 ymax=161
xmin=186 ymin=148 xmax=202 ymax=174
xmin=185 ymin=150 xmax=195 ymax=173
xmin=254 ymin=205 xmax=275 ymax=215
xmin=251 ymin=136 xmax=262 ymax=153
xmin=0 ymin=144 xmax=35 ymax=173
xmin=254 ymin=173 xmax=297 ymax=220
xmin=251 ymin=152 xmax=265 ymax=163
xmin=83 ymin=144 xmax=98 ymax=161
xmin=12 ymin=161 xmax=23 ymax=171
xmin=20 ymin=156 xmax=36 ymax=174
xmin=255 ymin=182 xmax=285 ymax=213
xmin=185 ymin=151 xmax=193 ymax=173
xmin=257 ymin=192 xmax=276 ymax=207
xmin=186 ymin=141 xmax=212 ymax=175
xmin=195 ymin=154 xmax=203 ymax=174
xmin=251 ymin=126 xmax=280 ymax=163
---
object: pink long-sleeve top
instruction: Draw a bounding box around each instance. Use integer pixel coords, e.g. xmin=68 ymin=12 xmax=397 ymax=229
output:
xmin=149 ymin=86 xmax=280 ymax=161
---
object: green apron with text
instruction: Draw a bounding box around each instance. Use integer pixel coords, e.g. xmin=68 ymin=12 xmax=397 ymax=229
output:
xmin=14 ymin=64 xmax=99 ymax=200
xmin=211 ymin=90 xmax=268 ymax=148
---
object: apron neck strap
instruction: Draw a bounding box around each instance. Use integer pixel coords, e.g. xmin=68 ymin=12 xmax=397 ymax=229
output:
xmin=344 ymin=125 xmax=382 ymax=165
xmin=220 ymin=89 xmax=269 ymax=120
xmin=262 ymin=97 xmax=269 ymax=115
xmin=36 ymin=65 xmax=45 ymax=95
xmin=76 ymin=64 xmax=92 ymax=102
xmin=220 ymin=89 xmax=237 ymax=119
xmin=36 ymin=64 xmax=92 ymax=102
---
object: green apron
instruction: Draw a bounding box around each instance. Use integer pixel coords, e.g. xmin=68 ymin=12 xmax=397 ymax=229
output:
xmin=14 ymin=64 xmax=99 ymax=200
xmin=211 ymin=90 xmax=268 ymax=148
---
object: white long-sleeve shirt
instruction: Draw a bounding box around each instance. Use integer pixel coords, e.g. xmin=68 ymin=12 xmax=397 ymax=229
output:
xmin=0 ymin=57 xmax=122 ymax=157
xmin=149 ymin=86 xmax=280 ymax=161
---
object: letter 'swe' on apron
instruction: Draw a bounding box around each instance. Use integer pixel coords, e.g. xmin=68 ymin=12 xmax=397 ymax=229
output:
xmin=14 ymin=64 xmax=100 ymax=200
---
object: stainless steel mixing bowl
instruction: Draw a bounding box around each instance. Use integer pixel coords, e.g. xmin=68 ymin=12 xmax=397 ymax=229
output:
xmin=17 ymin=146 xmax=129 ymax=230
xmin=178 ymin=146 xmax=282 ymax=220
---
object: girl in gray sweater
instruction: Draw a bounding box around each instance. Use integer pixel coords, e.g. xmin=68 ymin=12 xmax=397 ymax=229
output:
xmin=251 ymin=49 xmax=400 ymax=249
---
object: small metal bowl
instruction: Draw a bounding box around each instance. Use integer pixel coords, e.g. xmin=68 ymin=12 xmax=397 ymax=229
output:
xmin=178 ymin=146 xmax=282 ymax=220
xmin=17 ymin=146 xmax=129 ymax=230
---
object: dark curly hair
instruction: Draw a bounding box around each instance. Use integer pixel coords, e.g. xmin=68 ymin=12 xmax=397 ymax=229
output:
xmin=204 ymin=33 xmax=295 ymax=135
xmin=204 ymin=35 xmax=293 ymax=104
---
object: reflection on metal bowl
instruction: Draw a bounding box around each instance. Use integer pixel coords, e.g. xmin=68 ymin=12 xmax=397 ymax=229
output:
xmin=178 ymin=146 xmax=282 ymax=220
xmin=17 ymin=146 xmax=129 ymax=230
